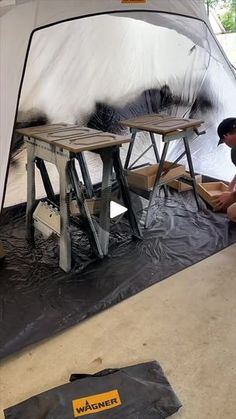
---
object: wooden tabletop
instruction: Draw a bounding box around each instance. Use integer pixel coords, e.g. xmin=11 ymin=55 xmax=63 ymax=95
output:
xmin=16 ymin=124 xmax=131 ymax=152
xmin=120 ymin=113 xmax=203 ymax=135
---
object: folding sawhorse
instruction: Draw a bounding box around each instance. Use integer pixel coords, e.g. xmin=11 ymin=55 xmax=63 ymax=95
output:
xmin=121 ymin=113 xmax=205 ymax=227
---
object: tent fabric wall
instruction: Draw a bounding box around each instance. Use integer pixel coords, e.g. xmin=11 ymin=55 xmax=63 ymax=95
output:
xmin=0 ymin=0 xmax=235 ymax=211
xmin=19 ymin=15 xmax=209 ymax=123
xmin=6 ymin=14 xmax=209 ymax=205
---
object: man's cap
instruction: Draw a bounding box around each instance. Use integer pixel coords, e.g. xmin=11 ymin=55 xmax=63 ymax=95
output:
xmin=231 ymin=146 xmax=236 ymax=166
xmin=217 ymin=117 xmax=236 ymax=145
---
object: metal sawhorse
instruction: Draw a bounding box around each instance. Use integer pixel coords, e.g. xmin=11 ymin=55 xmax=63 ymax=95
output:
xmin=121 ymin=113 xmax=205 ymax=227
xmin=16 ymin=124 xmax=142 ymax=272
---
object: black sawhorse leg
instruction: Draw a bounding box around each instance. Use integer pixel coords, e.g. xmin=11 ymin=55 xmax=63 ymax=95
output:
xmin=124 ymin=130 xmax=137 ymax=169
xmin=112 ymin=147 xmax=142 ymax=240
xmin=35 ymin=158 xmax=56 ymax=204
xmin=98 ymin=150 xmax=114 ymax=255
xmin=76 ymin=152 xmax=94 ymax=199
xmin=145 ymin=137 xmax=200 ymax=228
xmin=125 ymin=128 xmax=167 ymax=199
xmin=67 ymin=159 xmax=103 ymax=258
xmin=145 ymin=141 xmax=170 ymax=228
xmin=149 ymin=132 xmax=160 ymax=162
xmin=69 ymin=147 xmax=142 ymax=259
xmin=125 ymin=129 xmax=160 ymax=169
xmin=99 ymin=147 xmax=142 ymax=255
xmin=183 ymin=137 xmax=200 ymax=210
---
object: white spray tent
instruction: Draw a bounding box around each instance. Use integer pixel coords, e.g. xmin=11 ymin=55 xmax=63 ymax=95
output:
xmin=1 ymin=0 xmax=236 ymax=211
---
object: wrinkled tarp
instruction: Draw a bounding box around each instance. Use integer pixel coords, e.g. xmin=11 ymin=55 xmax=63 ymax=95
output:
xmin=0 ymin=190 xmax=236 ymax=360
xmin=4 ymin=361 xmax=182 ymax=418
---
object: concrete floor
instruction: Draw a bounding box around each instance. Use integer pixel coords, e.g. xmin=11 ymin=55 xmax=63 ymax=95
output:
xmin=0 ymin=244 xmax=236 ymax=418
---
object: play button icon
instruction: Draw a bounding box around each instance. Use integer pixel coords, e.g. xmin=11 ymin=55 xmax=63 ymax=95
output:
xmin=110 ymin=200 xmax=127 ymax=218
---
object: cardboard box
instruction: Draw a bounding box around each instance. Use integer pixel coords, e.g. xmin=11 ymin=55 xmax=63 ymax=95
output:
xmin=168 ymin=172 xmax=202 ymax=192
xmin=197 ymin=182 xmax=229 ymax=210
xmin=70 ymin=198 xmax=101 ymax=216
xmin=127 ymin=162 xmax=185 ymax=191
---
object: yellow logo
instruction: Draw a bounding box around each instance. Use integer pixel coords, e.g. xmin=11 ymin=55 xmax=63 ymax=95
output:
xmin=72 ymin=390 xmax=122 ymax=417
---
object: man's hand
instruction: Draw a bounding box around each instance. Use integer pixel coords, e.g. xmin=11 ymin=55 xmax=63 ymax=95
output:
xmin=212 ymin=191 xmax=236 ymax=210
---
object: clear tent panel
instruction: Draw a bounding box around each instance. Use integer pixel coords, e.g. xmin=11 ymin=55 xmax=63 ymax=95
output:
xmin=4 ymin=11 xmax=236 ymax=206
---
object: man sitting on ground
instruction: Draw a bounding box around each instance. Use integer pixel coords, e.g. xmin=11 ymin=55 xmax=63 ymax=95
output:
xmin=213 ymin=118 xmax=236 ymax=221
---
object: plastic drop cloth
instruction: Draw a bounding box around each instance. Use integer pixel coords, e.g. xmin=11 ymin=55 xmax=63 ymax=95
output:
xmin=0 ymin=189 xmax=236 ymax=360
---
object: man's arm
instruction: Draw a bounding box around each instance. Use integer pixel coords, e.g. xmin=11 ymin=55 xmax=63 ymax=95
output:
xmin=229 ymin=175 xmax=236 ymax=192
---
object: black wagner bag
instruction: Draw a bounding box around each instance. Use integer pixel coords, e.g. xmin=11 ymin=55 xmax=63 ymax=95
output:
xmin=4 ymin=361 xmax=182 ymax=418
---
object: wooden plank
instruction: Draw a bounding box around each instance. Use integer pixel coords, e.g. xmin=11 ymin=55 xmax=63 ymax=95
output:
xmin=15 ymin=125 xmax=101 ymax=145
xmin=53 ymin=133 xmax=131 ymax=152
xmin=121 ymin=113 xmax=169 ymax=126
xmin=120 ymin=113 xmax=203 ymax=134
xmin=16 ymin=123 xmax=70 ymax=136
xmin=16 ymin=124 xmax=131 ymax=151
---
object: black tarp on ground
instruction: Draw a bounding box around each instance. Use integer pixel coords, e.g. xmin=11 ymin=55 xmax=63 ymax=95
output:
xmin=4 ymin=361 xmax=182 ymax=418
xmin=0 ymin=190 xmax=236 ymax=360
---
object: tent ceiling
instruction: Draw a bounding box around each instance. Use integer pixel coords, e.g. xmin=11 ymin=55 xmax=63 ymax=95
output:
xmin=0 ymin=0 xmax=209 ymax=21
